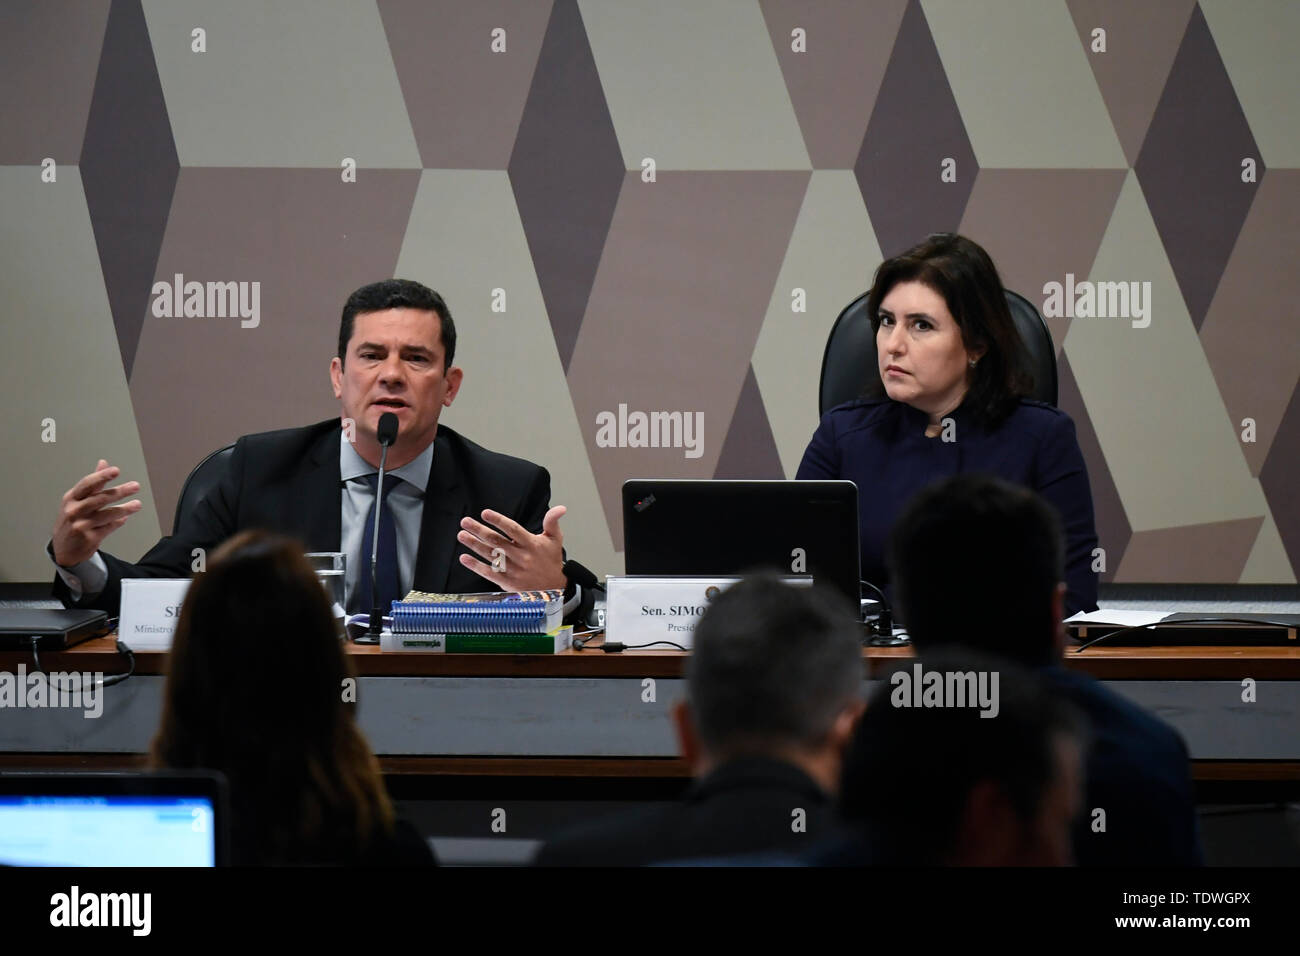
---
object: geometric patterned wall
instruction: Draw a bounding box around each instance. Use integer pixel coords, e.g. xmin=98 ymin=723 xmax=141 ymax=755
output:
xmin=2 ymin=0 xmax=1296 ymax=584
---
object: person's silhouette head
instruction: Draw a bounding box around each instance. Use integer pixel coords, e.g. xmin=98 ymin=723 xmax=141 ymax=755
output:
xmin=889 ymin=473 xmax=1067 ymax=666
xmin=152 ymin=530 xmax=393 ymax=864
xmin=839 ymin=650 xmax=1085 ymax=865
xmin=674 ymin=576 xmax=865 ymax=796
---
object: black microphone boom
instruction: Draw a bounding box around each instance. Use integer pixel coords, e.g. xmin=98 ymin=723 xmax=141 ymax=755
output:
xmin=358 ymin=411 xmax=399 ymax=644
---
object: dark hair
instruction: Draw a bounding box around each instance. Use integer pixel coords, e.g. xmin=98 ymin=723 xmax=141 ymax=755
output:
xmin=687 ymin=576 xmax=864 ymax=758
xmin=338 ymin=279 xmax=456 ymax=369
xmin=151 ymin=531 xmax=394 ymax=865
xmin=838 ymin=650 xmax=1083 ymax=865
xmin=888 ymin=474 xmax=1064 ymax=666
xmin=864 ymin=233 xmax=1032 ymax=427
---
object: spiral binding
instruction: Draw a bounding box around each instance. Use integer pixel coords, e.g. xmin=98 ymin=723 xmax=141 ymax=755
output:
xmin=390 ymin=600 xmax=550 ymax=634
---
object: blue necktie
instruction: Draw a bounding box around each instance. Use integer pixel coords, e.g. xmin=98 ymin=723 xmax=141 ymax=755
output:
xmin=357 ymin=473 xmax=401 ymax=616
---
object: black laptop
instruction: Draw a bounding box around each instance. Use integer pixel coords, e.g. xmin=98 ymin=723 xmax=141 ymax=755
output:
xmin=0 ymin=608 xmax=109 ymax=650
xmin=622 ymin=479 xmax=861 ymax=606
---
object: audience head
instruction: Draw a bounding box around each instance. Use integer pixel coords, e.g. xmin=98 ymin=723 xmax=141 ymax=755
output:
xmin=889 ymin=473 xmax=1066 ymax=666
xmin=676 ymin=576 xmax=866 ymax=794
xmin=839 ymin=650 xmax=1085 ymax=866
xmin=151 ymin=530 xmax=394 ymax=864
xmin=865 ymin=233 xmax=1031 ymax=426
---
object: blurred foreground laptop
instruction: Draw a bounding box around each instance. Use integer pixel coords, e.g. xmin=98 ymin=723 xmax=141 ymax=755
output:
xmin=0 ymin=608 xmax=109 ymax=650
xmin=622 ymin=479 xmax=861 ymax=606
xmin=0 ymin=772 xmax=228 ymax=866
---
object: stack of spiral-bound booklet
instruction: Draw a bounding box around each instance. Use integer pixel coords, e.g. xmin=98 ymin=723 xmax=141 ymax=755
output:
xmin=380 ymin=589 xmax=571 ymax=653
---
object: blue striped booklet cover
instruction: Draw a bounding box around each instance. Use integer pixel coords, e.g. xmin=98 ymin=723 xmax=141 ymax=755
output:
xmin=390 ymin=589 xmax=565 ymax=634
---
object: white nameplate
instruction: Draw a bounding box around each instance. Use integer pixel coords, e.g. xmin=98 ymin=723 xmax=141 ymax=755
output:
xmin=605 ymin=576 xmax=812 ymax=649
xmin=119 ymin=578 xmax=191 ymax=650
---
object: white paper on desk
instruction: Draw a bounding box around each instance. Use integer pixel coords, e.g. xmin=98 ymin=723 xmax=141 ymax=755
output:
xmin=1064 ymin=609 xmax=1172 ymax=628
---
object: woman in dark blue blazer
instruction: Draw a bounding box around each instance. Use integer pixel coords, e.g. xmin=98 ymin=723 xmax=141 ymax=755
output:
xmin=797 ymin=234 xmax=1100 ymax=615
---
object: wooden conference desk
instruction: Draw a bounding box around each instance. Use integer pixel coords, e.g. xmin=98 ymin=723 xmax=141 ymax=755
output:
xmin=1 ymin=635 xmax=1298 ymax=783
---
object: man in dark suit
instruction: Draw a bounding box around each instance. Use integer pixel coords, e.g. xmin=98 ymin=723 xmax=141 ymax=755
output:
xmin=820 ymin=649 xmax=1086 ymax=866
xmin=49 ymin=279 xmax=587 ymax=618
xmin=533 ymin=576 xmax=864 ymax=867
xmin=886 ymin=474 xmax=1203 ymax=866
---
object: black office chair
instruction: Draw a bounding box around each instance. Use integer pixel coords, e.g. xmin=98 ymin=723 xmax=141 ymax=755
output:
xmin=172 ymin=443 xmax=235 ymax=534
xmin=818 ymin=289 xmax=1057 ymax=416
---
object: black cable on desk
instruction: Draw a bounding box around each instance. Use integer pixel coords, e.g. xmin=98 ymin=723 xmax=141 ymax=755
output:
xmin=599 ymin=640 xmax=688 ymax=653
xmin=571 ymin=630 xmax=688 ymax=652
xmin=30 ymin=634 xmax=137 ymax=688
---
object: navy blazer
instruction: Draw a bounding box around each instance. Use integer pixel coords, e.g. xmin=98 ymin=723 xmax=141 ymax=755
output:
xmin=808 ymin=668 xmax=1203 ymax=866
xmin=54 ymin=419 xmax=553 ymax=614
xmin=1045 ymin=666 xmax=1203 ymax=866
xmin=796 ymin=398 xmax=1100 ymax=615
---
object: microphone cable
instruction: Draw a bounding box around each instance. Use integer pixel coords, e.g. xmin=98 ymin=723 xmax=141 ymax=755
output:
xmin=597 ymin=640 xmax=687 ymax=653
xmin=29 ymin=624 xmax=136 ymax=688
xmin=571 ymin=630 xmax=687 ymax=652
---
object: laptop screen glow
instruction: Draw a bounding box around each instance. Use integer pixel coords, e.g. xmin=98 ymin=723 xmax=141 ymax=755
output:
xmin=0 ymin=795 xmax=216 ymax=867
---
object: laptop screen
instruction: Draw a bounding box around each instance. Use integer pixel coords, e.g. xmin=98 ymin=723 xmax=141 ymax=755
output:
xmin=0 ymin=773 xmax=225 ymax=867
xmin=622 ymin=479 xmax=862 ymax=607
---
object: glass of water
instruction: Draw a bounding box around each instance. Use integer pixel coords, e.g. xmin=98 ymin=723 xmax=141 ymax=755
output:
xmin=305 ymin=552 xmax=346 ymax=637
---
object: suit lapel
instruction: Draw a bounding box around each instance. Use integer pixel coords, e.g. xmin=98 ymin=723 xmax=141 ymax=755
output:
xmin=294 ymin=424 xmax=343 ymax=552
xmin=414 ymin=429 xmax=467 ymax=591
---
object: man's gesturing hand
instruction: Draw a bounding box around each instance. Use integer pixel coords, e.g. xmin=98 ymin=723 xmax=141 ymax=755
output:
xmin=457 ymin=505 xmax=568 ymax=592
xmin=51 ymin=459 xmax=143 ymax=567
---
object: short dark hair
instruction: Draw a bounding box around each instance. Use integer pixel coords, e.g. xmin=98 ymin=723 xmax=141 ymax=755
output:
xmin=838 ymin=650 xmax=1083 ymax=865
xmin=687 ymin=576 xmax=864 ymax=758
xmin=864 ymin=233 xmax=1032 ymax=427
xmin=888 ymin=474 xmax=1064 ymax=666
xmin=338 ymin=279 xmax=456 ymax=369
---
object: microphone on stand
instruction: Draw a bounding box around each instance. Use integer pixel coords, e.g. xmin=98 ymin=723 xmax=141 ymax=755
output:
xmin=358 ymin=411 xmax=400 ymax=645
xmin=860 ymin=578 xmax=907 ymax=647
